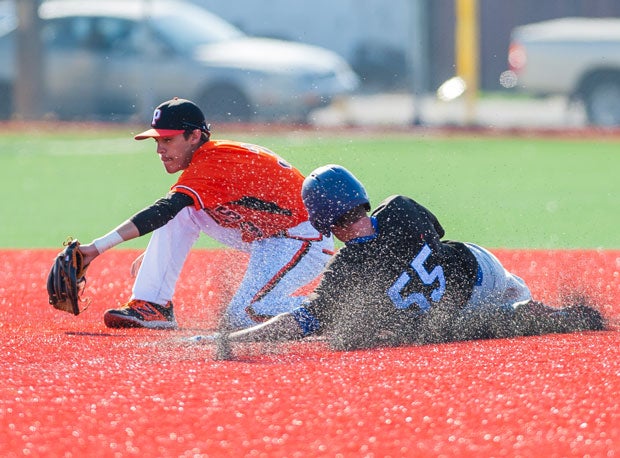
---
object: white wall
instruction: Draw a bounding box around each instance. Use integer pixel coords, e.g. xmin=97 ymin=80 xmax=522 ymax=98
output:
xmin=197 ymin=0 xmax=410 ymax=64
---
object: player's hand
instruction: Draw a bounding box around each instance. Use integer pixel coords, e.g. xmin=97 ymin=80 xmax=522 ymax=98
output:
xmin=214 ymin=333 xmax=234 ymax=361
xmin=130 ymin=252 xmax=145 ymax=277
xmin=186 ymin=333 xmax=235 ymax=360
xmin=77 ymin=243 xmax=99 ymax=267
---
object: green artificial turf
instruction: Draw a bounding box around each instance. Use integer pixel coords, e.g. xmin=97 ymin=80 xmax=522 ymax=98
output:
xmin=1 ymin=128 xmax=618 ymax=248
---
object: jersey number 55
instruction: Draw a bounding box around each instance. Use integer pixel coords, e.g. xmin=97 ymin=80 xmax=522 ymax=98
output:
xmin=387 ymin=244 xmax=446 ymax=312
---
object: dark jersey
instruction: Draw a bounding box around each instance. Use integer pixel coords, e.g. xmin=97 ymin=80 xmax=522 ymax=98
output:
xmin=296 ymin=195 xmax=479 ymax=337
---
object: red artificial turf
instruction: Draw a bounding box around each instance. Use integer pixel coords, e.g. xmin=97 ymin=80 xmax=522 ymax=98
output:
xmin=1 ymin=248 xmax=618 ymax=457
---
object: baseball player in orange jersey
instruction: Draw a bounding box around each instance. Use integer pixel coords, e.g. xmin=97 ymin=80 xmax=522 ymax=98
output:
xmin=77 ymin=98 xmax=334 ymax=330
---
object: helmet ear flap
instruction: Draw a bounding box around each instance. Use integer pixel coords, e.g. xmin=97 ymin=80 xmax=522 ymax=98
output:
xmin=301 ymin=165 xmax=370 ymax=235
xmin=332 ymin=204 xmax=369 ymax=229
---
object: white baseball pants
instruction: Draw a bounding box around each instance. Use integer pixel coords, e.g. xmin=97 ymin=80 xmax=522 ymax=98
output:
xmin=463 ymin=242 xmax=532 ymax=312
xmin=131 ymin=207 xmax=334 ymax=329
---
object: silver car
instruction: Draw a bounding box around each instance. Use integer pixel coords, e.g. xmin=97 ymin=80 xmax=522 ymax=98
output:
xmin=501 ymin=17 xmax=620 ymax=127
xmin=0 ymin=0 xmax=359 ymax=122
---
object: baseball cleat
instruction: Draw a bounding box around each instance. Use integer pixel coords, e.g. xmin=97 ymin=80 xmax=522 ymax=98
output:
xmin=513 ymin=300 xmax=604 ymax=335
xmin=104 ymin=299 xmax=177 ymax=329
xmin=557 ymin=304 xmax=605 ymax=332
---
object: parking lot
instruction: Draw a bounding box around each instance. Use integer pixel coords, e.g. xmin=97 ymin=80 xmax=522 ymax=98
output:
xmin=312 ymin=92 xmax=589 ymax=130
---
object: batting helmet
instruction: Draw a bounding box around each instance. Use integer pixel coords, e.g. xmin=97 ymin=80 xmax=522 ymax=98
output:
xmin=302 ymin=164 xmax=370 ymax=236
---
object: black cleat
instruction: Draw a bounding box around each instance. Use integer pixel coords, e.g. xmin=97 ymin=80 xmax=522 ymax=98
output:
xmin=104 ymin=299 xmax=177 ymax=330
xmin=513 ymin=300 xmax=604 ymax=335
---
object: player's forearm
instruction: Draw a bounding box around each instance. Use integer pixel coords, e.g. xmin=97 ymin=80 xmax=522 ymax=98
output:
xmin=226 ymin=313 xmax=305 ymax=343
xmin=93 ymin=220 xmax=140 ymax=251
xmin=79 ymin=220 xmax=140 ymax=265
xmin=80 ymin=193 xmax=192 ymax=264
xmin=114 ymin=220 xmax=141 ymax=241
xmin=215 ymin=313 xmax=305 ymax=360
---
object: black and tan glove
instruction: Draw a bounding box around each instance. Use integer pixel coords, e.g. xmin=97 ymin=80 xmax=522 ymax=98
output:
xmin=46 ymin=238 xmax=90 ymax=315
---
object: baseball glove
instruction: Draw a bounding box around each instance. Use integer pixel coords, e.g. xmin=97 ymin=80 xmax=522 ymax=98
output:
xmin=47 ymin=238 xmax=90 ymax=315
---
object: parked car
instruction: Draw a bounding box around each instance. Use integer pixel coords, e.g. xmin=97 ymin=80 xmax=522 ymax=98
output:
xmin=500 ymin=17 xmax=620 ymax=127
xmin=0 ymin=0 xmax=359 ymax=123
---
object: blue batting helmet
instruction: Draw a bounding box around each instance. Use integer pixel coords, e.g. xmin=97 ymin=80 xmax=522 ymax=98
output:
xmin=302 ymin=164 xmax=370 ymax=236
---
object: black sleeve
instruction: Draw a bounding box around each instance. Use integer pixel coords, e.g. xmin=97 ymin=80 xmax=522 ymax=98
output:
xmin=378 ymin=195 xmax=445 ymax=239
xmin=419 ymin=200 xmax=445 ymax=239
xmin=130 ymin=192 xmax=195 ymax=236
xmin=303 ymin=254 xmax=350 ymax=330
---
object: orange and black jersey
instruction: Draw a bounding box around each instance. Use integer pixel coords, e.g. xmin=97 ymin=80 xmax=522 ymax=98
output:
xmin=130 ymin=141 xmax=308 ymax=241
xmin=173 ymin=141 xmax=308 ymax=242
xmin=293 ymin=195 xmax=479 ymax=335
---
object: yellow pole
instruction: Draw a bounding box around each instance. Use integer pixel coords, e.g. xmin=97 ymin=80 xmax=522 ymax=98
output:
xmin=455 ymin=0 xmax=479 ymax=125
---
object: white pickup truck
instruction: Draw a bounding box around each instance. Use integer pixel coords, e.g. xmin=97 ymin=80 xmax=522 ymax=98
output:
xmin=502 ymin=17 xmax=620 ymax=127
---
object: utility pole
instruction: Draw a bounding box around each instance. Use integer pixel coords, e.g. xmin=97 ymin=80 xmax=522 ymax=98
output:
xmin=455 ymin=0 xmax=479 ymax=125
xmin=14 ymin=0 xmax=44 ymax=120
